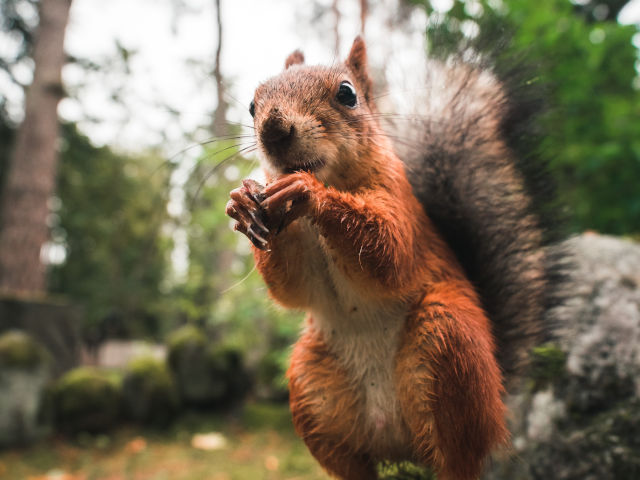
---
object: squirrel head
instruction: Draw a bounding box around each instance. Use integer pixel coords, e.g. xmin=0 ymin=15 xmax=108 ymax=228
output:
xmin=251 ymin=37 xmax=388 ymax=190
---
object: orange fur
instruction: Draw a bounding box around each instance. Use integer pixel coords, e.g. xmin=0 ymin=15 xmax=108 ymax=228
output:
xmin=288 ymin=321 xmax=378 ymax=479
xmin=395 ymin=283 xmax=508 ymax=480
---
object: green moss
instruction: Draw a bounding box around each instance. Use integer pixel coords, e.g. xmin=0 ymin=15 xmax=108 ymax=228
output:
xmin=378 ymin=461 xmax=436 ymax=479
xmin=530 ymin=343 xmax=567 ymax=388
xmin=0 ymin=330 xmax=49 ymax=370
xmin=51 ymin=367 xmax=122 ymax=433
xmin=122 ymin=356 xmax=179 ymax=426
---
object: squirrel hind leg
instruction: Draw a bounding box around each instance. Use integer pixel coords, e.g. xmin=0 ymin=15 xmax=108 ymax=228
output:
xmin=395 ymin=291 xmax=509 ymax=480
xmin=288 ymin=328 xmax=378 ymax=480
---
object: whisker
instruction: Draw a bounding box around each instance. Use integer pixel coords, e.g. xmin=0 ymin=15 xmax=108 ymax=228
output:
xmin=221 ymin=264 xmax=258 ymax=294
xmin=189 ymin=145 xmax=258 ymax=209
xmin=149 ymin=135 xmax=256 ymax=178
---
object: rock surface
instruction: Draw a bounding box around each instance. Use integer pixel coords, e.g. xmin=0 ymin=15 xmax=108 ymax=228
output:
xmin=486 ymin=233 xmax=640 ymax=480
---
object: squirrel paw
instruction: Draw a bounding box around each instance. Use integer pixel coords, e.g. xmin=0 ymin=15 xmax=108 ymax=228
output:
xmin=226 ymin=179 xmax=271 ymax=250
xmin=226 ymin=173 xmax=320 ymax=251
xmin=261 ymin=172 xmax=319 ymax=231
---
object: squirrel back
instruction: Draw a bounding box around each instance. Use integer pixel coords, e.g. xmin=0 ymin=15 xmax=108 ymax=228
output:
xmin=398 ymin=52 xmax=566 ymax=382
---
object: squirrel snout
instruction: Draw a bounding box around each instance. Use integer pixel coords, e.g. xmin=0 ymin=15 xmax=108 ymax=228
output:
xmin=260 ymin=112 xmax=295 ymax=150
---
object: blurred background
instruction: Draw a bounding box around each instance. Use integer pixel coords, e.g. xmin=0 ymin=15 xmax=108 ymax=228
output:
xmin=0 ymin=0 xmax=638 ymax=479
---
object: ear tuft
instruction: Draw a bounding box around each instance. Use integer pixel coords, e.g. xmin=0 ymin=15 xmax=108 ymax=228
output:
xmin=285 ymin=50 xmax=305 ymax=69
xmin=346 ymin=36 xmax=367 ymax=74
xmin=346 ymin=36 xmax=372 ymax=102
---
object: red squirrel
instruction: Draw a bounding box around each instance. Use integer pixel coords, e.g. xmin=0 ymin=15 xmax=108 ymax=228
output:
xmin=226 ymin=37 xmax=560 ymax=480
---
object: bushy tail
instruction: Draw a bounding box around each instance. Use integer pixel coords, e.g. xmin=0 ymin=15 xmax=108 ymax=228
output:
xmin=398 ymin=52 xmax=568 ymax=385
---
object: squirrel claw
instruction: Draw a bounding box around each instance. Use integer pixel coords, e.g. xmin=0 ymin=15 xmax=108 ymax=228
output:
xmin=248 ymin=208 xmax=269 ymax=235
xmin=248 ymin=225 xmax=268 ymax=248
xmin=227 ymin=180 xmax=274 ymax=250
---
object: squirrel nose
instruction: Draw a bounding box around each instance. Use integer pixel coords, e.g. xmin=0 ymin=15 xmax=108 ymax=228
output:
xmin=260 ymin=110 xmax=294 ymax=148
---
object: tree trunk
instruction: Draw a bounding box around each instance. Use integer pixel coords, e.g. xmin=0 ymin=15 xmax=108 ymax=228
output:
xmin=0 ymin=0 xmax=72 ymax=294
xmin=332 ymin=0 xmax=341 ymax=56
xmin=211 ymin=0 xmax=229 ymax=138
xmin=359 ymin=0 xmax=368 ymax=35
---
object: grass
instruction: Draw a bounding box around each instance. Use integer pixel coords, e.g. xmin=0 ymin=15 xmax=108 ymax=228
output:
xmin=0 ymin=402 xmax=329 ymax=480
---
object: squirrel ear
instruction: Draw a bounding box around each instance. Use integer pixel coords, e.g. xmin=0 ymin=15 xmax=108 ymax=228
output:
xmin=346 ymin=36 xmax=372 ymax=101
xmin=285 ymin=50 xmax=305 ymax=69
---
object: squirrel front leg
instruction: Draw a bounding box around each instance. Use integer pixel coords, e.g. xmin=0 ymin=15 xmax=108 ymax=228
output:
xmin=226 ymin=178 xmax=314 ymax=308
xmin=258 ymin=171 xmax=417 ymax=297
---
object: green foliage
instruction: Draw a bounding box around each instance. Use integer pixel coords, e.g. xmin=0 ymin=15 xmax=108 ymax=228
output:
xmin=48 ymin=123 xmax=174 ymax=340
xmin=241 ymin=402 xmax=295 ymax=431
xmin=410 ymin=0 xmax=640 ymax=234
xmin=255 ymin=349 xmax=290 ymax=401
xmin=175 ymin=140 xmax=302 ymax=389
xmin=122 ymin=356 xmax=179 ymax=426
xmin=0 ymin=0 xmax=37 ymax=122
xmin=50 ymin=367 xmax=122 ymax=433
xmin=166 ymin=324 xmax=207 ymax=360
xmin=0 ymin=330 xmax=49 ymax=370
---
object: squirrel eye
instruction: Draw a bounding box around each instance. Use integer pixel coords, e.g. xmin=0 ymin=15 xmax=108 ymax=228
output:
xmin=336 ymin=81 xmax=357 ymax=108
xmin=249 ymin=100 xmax=255 ymax=118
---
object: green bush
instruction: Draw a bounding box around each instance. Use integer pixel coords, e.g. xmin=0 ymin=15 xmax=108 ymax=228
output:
xmin=50 ymin=367 xmax=122 ymax=433
xmin=207 ymin=346 xmax=251 ymax=405
xmin=122 ymin=356 xmax=179 ymax=426
xmin=255 ymin=350 xmax=289 ymax=402
xmin=167 ymin=326 xmax=249 ymax=407
xmin=166 ymin=324 xmax=207 ymax=369
xmin=0 ymin=330 xmax=49 ymax=370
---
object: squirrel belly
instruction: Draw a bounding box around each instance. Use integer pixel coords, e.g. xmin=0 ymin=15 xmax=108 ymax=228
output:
xmin=226 ymin=36 xmax=515 ymax=480
xmin=252 ymin=171 xmax=507 ymax=480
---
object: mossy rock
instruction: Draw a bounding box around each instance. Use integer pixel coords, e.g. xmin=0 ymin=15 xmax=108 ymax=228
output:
xmin=167 ymin=326 xmax=249 ymax=407
xmin=206 ymin=346 xmax=251 ymax=405
xmin=0 ymin=331 xmax=51 ymax=446
xmin=0 ymin=330 xmax=50 ymax=370
xmin=122 ymin=356 xmax=179 ymax=426
xmin=51 ymin=367 xmax=122 ymax=433
xmin=166 ymin=325 xmax=207 ymax=369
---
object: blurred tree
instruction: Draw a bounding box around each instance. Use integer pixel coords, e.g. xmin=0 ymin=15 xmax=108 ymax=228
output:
xmin=178 ymin=143 xmax=254 ymax=324
xmin=405 ymin=0 xmax=640 ymax=234
xmin=0 ymin=0 xmax=72 ymax=293
xmin=211 ymin=0 xmax=229 ymax=138
xmin=332 ymin=0 xmax=342 ymax=55
xmin=48 ymin=124 xmax=173 ymax=341
xmin=360 ymin=0 xmax=368 ymax=33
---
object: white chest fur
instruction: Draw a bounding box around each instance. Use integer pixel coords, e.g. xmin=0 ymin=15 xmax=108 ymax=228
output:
xmin=297 ymin=220 xmax=410 ymax=452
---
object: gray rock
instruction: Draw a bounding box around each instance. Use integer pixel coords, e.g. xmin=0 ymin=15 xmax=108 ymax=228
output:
xmin=486 ymin=233 xmax=640 ymax=480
